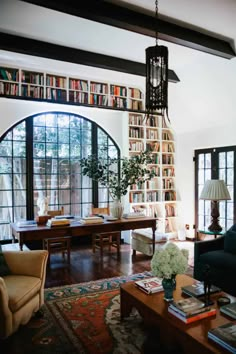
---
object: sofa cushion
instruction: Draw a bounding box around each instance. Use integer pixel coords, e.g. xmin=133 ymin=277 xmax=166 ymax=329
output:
xmin=224 ymin=230 xmax=236 ymax=254
xmin=199 ymin=250 xmax=236 ymax=269
xmin=0 ymin=244 xmax=11 ymax=277
xmin=3 ymin=275 xmax=41 ymax=312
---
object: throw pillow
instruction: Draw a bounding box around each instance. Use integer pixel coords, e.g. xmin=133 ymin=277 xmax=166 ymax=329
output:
xmin=224 ymin=230 xmax=236 ymax=254
xmin=0 ymin=244 xmax=11 ymax=276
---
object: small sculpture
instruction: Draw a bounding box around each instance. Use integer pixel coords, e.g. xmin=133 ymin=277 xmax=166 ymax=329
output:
xmin=203 ymin=264 xmax=214 ymax=306
xmin=37 ymin=196 xmax=49 ymax=216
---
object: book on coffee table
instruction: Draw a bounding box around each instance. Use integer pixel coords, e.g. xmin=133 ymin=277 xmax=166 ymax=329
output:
xmin=208 ymin=322 xmax=236 ymax=353
xmin=171 ymin=297 xmax=205 ymax=315
xmin=135 ymin=277 xmax=163 ymax=294
xmin=181 ymin=281 xmax=221 ymax=298
xmin=168 ymin=306 xmax=217 ymax=324
xmin=220 ymin=302 xmax=236 ymax=320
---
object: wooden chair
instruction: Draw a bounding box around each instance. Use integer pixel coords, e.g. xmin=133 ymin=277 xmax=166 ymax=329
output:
xmin=91 ymin=206 xmax=121 ymax=257
xmin=43 ymin=207 xmax=71 ymax=264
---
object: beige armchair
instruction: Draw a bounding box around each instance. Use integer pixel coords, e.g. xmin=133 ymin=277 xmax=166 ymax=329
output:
xmin=0 ymin=250 xmax=48 ymax=339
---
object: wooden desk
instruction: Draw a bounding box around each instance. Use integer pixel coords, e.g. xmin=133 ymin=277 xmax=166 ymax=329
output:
xmin=120 ymin=274 xmax=234 ymax=354
xmin=11 ymin=217 xmax=157 ymax=252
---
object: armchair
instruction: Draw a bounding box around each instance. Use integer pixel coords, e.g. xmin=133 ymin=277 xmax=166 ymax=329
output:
xmin=0 ymin=250 xmax=48 ymax=339
xmin=194 ymin=225 xmax=236 ymax=296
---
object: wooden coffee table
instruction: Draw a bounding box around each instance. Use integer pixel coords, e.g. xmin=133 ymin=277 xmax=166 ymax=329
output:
xmin=120 ymin=274 xmax=235 ymax=354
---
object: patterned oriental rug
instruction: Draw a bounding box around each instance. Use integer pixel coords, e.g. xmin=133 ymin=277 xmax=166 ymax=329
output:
xmin=3 ymin=272 xmax=154 ymax=354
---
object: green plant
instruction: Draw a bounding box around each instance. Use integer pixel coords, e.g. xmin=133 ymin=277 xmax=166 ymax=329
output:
xmin=80 ymin=151 xmax=157 ymax=201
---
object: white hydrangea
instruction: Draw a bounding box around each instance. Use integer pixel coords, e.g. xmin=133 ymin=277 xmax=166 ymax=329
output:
xmin=151 ymin=243 xmax=189 ymax=279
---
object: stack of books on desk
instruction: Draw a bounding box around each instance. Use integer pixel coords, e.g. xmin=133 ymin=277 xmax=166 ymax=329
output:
xmin=135 ymin=277 xmax=163 ymax=294
xmin=168 ymin=297 xmax=216 ymax=324
xmin=46 ymin=218 xmax=71 ymax=227
xmin=123 ymin=212 xmax=145 ymax=219
xmin=208 ymin=322 xmax=236 ymax=353
xmin=80 ymin=216 xmax=104 ymax=224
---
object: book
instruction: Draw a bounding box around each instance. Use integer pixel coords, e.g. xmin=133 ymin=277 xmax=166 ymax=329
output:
xmin=16 ymin=220 xmax=37 ymax=227
xmin=135 ymin=277 xmax=163 ymax=294
xmin=46 ymin=218 xmax=71 ymax=227
xmin=208 ymin=322 xmax=236 ymax=354
xmin=181 ymin=281 xmax=221 ymax=298
xmin=171 ymin=297 xmax=205 ymax=315
xmin=168 ymin=306 xmax=217 ymax=324
xmin=80 ymin=216 xmax=104 ymax=224
xmin=123 ymin=212 xmax=146 ymax=219
xmin=220 ymin=302 xmax=236 ymax=320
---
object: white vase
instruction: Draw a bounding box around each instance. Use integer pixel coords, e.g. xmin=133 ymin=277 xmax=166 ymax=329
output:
xmin=111 ymin=199 xmax=124 ymax=219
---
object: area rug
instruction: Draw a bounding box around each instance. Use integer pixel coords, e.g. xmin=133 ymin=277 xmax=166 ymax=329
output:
xmin=3 ymin=272 xmax=153 ymax=354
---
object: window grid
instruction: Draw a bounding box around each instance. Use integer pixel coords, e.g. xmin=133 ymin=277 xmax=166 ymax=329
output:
xmin=0 ymin=113 xmax=119 ymax=240
xmin=195 ymin=147 xmax=236 ymax=234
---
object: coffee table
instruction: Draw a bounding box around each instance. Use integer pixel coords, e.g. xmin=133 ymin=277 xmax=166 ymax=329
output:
xmin=120 ymin=274 xmax=235 ymax=354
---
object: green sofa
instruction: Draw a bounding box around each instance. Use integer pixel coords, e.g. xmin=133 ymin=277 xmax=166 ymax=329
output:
xmin=194 ymin=225 xmax=236 ymax=296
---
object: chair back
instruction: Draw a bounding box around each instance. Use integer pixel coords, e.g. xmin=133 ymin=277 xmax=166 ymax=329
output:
xmin=48 ymin=206 xmax=64 ymax=217
xmin=91 ymin=206 xmax=110 ymax=215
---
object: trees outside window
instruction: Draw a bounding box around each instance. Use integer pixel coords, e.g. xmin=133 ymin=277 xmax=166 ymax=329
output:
xmin=0 ymin=112 xmax=119 ymax=240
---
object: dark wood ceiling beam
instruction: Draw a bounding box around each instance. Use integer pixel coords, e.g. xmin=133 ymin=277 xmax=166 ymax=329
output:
xmin=22 ymin=0 xmax=235 ymax=59
xmin=0 ymin=33 xmax=179 ymax=82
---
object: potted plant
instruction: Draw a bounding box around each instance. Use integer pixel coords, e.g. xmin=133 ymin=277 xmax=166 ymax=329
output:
xmin=79 ymin=150 xmax=157 ymax=218
xmin=151 ymin=243 xmax=189 ymax=301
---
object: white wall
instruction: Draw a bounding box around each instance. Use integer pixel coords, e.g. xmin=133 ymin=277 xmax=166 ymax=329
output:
xmin=176 ymin=122 xmax=236 ymax=237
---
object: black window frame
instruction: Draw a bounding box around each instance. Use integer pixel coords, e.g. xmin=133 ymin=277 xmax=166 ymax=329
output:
xmin=194 ymin=145 xmax=236 ymax=235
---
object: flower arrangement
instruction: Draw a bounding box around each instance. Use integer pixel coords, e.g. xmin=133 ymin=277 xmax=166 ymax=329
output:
xmin=151 ymin=243 xmax=189 ymax=279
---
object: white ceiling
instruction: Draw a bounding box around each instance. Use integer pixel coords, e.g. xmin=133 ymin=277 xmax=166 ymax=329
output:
xmin=0 ymin=0 xmax=236 ymax=136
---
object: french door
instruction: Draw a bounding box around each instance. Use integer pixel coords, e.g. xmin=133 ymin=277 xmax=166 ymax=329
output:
xmin=195 ymin=146 xmax=236 ymax=234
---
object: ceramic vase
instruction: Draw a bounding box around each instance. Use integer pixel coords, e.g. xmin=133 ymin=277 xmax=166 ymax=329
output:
xmin=111 ymin=199 xmax=124 ymax=219
xmin=162 ymin=277 xmax=176 ymax=302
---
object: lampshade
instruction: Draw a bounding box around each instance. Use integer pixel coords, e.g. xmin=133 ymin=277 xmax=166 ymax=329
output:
xmin=200 ymin=180 xmax=231 ymax=201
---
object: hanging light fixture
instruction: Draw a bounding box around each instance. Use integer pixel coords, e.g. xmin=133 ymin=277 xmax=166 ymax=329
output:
xmin=146 ymin=0 xmax=169 ymax=120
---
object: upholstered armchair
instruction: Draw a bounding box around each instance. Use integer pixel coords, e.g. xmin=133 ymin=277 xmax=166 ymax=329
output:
xmin=0 ymin=250 xmax=48 ymax=339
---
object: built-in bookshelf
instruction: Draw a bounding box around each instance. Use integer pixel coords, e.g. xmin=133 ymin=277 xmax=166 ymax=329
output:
xmin=128 ymin=112 xmax=178 ymax=236
xmin=0 ymin=65 xmax=144 ymax=111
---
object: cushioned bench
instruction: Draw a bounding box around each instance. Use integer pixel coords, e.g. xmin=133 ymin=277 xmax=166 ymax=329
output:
xmin=132 ymin=228 xmax=175 ymax=256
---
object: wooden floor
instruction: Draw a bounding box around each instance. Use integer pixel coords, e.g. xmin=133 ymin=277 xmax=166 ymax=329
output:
xmin=45 ymin=242 xmax=152 ymax=288
xmin=45 ymin=239 xmax=194 ymax=288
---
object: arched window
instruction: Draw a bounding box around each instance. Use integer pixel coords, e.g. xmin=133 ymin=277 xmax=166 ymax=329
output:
xmin=0 ymin=112 xmax=119 ymax=240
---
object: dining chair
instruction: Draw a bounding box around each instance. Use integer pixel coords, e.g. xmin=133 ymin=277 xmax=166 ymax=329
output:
xmin=91 ymin=206 xmax=121 ymax=257
xmin=43 ymin=206 xmax=71 ymax=265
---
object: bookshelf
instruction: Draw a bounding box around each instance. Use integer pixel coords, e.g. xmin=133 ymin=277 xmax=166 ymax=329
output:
xmin=0 ymin=65 xmax=144 ymax=112
xmin=128 ymin=112 xmax=178 ymax=236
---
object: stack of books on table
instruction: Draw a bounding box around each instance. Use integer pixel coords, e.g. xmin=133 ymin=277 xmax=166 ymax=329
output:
xmin=135 ymin=277 xmax=163 ymax=294
xmin=181 ymin=281 xmax=221 ymax=298
xmin=46 ymin=218 xmax=71 ymax=227
xmin=168 ymin=297 xmax=217 ymax=323
xmin=208 ymin=322 xmax=236 ymax=353
xmin=80 ymin=216 xmax=104 ymax=224
xmin=220 ymin=302 xmax=236 ymax=320
xmin=123 ymin=212 xmax=146 ymax=219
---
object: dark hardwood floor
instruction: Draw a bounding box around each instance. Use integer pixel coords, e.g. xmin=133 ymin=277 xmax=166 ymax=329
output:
xmin=45 ymin=242 xmax=152 ymax=288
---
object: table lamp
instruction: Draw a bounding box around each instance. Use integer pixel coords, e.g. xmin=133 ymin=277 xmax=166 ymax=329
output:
xmin=200 ymin=179 xmax=231 ymax=232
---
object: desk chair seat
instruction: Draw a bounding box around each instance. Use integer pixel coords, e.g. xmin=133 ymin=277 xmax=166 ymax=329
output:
xmin=44 ymin=207 xmax=71 ymax=264
xmin=43 ymin=236 xmax=71 ymax=264
xmin=91 ymin=206 xmax=121 ymax=257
